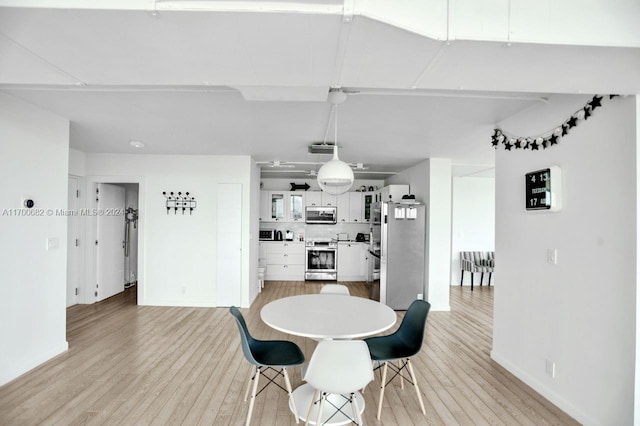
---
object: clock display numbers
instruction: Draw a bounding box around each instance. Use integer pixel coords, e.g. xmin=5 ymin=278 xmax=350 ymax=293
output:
xmin=525 ymin=168 xmax=552 ymax=210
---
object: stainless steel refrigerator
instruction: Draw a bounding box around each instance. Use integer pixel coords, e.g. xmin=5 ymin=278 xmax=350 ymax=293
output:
xmin=369 ymin=201 xmax=426 ymax=310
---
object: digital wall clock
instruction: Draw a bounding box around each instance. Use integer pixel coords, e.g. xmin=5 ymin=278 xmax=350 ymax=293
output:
xmin=525 ymin=166 xmax=562 ymax=212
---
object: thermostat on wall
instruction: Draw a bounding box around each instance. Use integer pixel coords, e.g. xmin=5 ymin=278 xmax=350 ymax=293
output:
xmin=525 ymin=166 xmax=562 ymax=212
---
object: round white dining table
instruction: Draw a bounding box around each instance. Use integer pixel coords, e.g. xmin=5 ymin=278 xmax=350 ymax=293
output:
xmin=260 ymin=293 xmax=397 ymax=340
xmin=261 ymin=293 xmax=398 ymax=425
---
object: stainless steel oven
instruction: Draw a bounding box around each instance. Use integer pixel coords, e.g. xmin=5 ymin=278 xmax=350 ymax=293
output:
xmin=305 ymin=240 xmax=338 ymax=281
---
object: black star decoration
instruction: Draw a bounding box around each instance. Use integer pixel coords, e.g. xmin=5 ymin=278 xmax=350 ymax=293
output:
xmin=504 ymin=142 xmax=513 ymax=151
xmin=531 ymin=141 xmax=539 ymax=150
xmin=549 ymin=134 xmax=559 ymax=146
xmin=491 ymin=137 xmax=499 ymax=147
xmin=589 ymin=95 xmax=602 ymax=109
xmin=562 ymin=124 xmax=569 ymax=136
xmin=583 ymin=106 xmax=591 ymax=120
xmin=514 ymin=139 xmax=522 ymax=149
xmin=567 ymin=116 xmax=578 ymax=128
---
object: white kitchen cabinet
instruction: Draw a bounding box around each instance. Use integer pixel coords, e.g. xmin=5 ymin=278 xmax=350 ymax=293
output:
xmin=289 ymin=192 xmax=305 ymax=222
xmin=264 ymin=242 xmax=305 ymax=281
xmin=321 ymin=192 xmax=337 ymax=206
xmin=349 ymin=192 xmax=363 ymax=223
xmin=305 ymin=191 xmax=322 ymax=207
xmin=336 ymin=192 xmax=350 ymax=223
xmin=259 ymin=191 xmax=270 ymax=221
xmin=380 ymin=184 xmax=410 ymax=202
xmin=338 ymin=242 xmax=366 ymax=281
xmin=267 ymin=191 xmax=286 ymax=222
xmin=261 ymin=191 xmax=305 ymax=222
xmin=362 ymin=191 xmax=375 ymax=223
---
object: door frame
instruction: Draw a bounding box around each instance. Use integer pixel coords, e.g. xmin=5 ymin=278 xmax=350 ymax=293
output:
xmin=82 ymin=176 xmax=145 ymax=305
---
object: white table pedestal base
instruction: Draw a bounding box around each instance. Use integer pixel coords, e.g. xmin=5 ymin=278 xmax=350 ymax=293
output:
xmin=290 ymin=383 xmax=365 ymax=425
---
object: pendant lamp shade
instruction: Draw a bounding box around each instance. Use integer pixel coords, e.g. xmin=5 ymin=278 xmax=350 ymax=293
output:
xmin=317 ymin=98 xmax=354 ymax=195
xmin=317 ymin=144 xmax=354 ymax=195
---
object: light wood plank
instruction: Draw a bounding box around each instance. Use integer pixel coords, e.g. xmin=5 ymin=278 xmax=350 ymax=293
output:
xmin=0 ymin=284 xmax=579 ymax=426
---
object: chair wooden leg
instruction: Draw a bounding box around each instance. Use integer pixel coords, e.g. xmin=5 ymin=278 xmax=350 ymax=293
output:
xmin=244 ymin=367 xmax=255 ymax=401
xmin=471 ymin=273 xmax=474 ymax=291
xmin=480 ymin=272 xmax=484 ymax=286
xmin=246 ymin=366 xmax=261 ymax=426
xmin=351 ymin=392 xmax=362 ymax=425
xmin=305 ymin=389 xmax=319 ymax=426
xmin=399 ymin=361 xmax=405 ymax=389
xmin=282 ymin=367 xmax=299 ymax=424
xmin=377 ymin=362 xmax=388 ymax=420
xmin=460 ymin=270 xmax=464 ymax=286
xmin=407 ymin=359 xmax=426 ymax=415
xmin=488 ymin=272 xmax=492 ymax=286
xmin=316 ymin=392 xmax=325 ymax=426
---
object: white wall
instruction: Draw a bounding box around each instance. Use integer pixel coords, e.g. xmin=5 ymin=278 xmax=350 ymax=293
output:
xmin=387 ymin=158 xmax=452 ymax=311
xmin=0 ymin=93 xmax=70 ymax=385
xmin=493 ymin=95 xmax=637 ymax=425
xmin=451 ymin=176 xmax=495 ymax=286
xmin=83 ymin=154 xmax=255 ymax=308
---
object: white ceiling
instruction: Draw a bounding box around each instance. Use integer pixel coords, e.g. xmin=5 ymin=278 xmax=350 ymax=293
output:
xmin=1 ymin=4 xmax=638 ymax=179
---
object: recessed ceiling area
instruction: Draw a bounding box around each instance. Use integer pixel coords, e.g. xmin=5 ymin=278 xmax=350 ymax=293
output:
xmin=0 ymin=3 xmax=638 ymax=180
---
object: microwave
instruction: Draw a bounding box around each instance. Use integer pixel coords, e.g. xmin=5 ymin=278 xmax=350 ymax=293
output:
xmin=305 ymin=206 xmax=337 ymax=224
xmin=259 ymin=229 xmax=275 ymax=241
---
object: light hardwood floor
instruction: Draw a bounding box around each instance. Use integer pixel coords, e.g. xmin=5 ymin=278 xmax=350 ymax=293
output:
xmin=0 ymin=282 xmax=578 ymax=425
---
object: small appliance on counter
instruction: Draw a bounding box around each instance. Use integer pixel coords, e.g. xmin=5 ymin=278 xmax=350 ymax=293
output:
xmin=259 ymin=229 xmax=275 ymax=241
xmin=285 ymin=230 xmax=294 ymax=241
xmin=355 ymin=232 xmax=370 ymax=243
xmin=275 ymin=230 xmax=283 ymax=241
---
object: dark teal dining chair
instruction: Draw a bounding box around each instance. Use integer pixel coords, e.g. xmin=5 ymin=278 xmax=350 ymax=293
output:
xmin=363 ymin=299 xmax=431 ymax=420
xmin=229 ymin=306 xmax=305 ymax=425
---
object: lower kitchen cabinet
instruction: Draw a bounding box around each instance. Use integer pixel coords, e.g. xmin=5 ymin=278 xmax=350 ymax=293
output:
xmin=263 ymin=241 xmax=305 ymax=281
xmin=338 ymin=242 xmax=367 ymax=281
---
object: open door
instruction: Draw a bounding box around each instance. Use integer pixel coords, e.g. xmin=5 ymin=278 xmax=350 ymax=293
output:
xmin=66 ymin=176 xmax=79 ymax=307
xmin=96 ymin=183 xmax=126 ymax=301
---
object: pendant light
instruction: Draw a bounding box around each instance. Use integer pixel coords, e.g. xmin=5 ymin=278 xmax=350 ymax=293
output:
xmin=317 ymin=90 xmax=354 ymax=195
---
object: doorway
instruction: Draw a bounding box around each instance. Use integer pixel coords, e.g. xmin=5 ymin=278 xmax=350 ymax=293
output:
xmin=92 ymin=181 xmax=140 ymax=304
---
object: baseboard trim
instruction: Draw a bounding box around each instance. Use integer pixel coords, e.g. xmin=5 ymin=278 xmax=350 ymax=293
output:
xmin=490 ymin=350 xmax=593 ymax=425
xmin=0 ymin=341 xmax=69 ymax=387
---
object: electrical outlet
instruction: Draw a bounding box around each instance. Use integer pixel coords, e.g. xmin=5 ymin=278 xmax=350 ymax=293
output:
xmin=547 ymin=248 xmax=558 ymax=265
xmin=545 ymin=359 xmax=556 ymax=378
xmin=417 ymin=293 xmax=423 ymax=300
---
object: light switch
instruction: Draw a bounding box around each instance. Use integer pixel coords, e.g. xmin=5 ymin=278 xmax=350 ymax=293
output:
xmin=547 ymin=248 xmax=557 ymax=265
xmin=47 ymin=237 xmax=59 ymax=251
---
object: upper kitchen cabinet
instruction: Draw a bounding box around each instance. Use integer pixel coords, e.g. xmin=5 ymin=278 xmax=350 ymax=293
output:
xmin=349 ymin=192 xmax=363 ymax=223
xmin=321 ymin=192 xmax=337 ymax=206
xmin=259 ymin=192 xmax=270 ymax=221
xmin=362 ymin=191 xmax=376 ymax=223
xmin=261 ymin=190 xmax=305 ymax=222
xmin=270 ymin=191 xmax=286 ymax=221
xmin=289 ymin=192 xmax=305 ymax=222
xmin=337 ymin=192 xmax=350 ymax=223
xmin=380 ymin=184 xmax=410 ymax=202
xmin=305 ymin=191 xmax=322 ymax=207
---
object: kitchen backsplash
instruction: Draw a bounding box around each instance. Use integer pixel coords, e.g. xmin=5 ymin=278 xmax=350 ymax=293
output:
xmin=260 ymin=222 xmax=370 ymax=241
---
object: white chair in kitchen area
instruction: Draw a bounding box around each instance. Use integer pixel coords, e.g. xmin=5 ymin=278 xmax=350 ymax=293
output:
xmin=319 ymin=284 xmax=350 ymax=295
xmin=303 ymin=340 xmax=374 ymax=425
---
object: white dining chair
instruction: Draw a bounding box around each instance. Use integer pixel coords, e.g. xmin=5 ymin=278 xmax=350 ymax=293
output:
xmin=303 ymin=340 xmax=373 ymax=425
xmin=319 ymin=284 xmax=350 ymax=295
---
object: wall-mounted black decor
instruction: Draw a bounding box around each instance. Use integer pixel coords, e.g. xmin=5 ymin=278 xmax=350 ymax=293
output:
xmin=491 ymin=95 xmax=618 ymax=151
xmin=162 ymin=191 xmax=196 ymax=215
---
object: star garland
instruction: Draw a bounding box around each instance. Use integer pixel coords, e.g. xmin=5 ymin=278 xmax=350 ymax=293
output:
xmin=491 ymin=95 xmax=618 ymax=151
